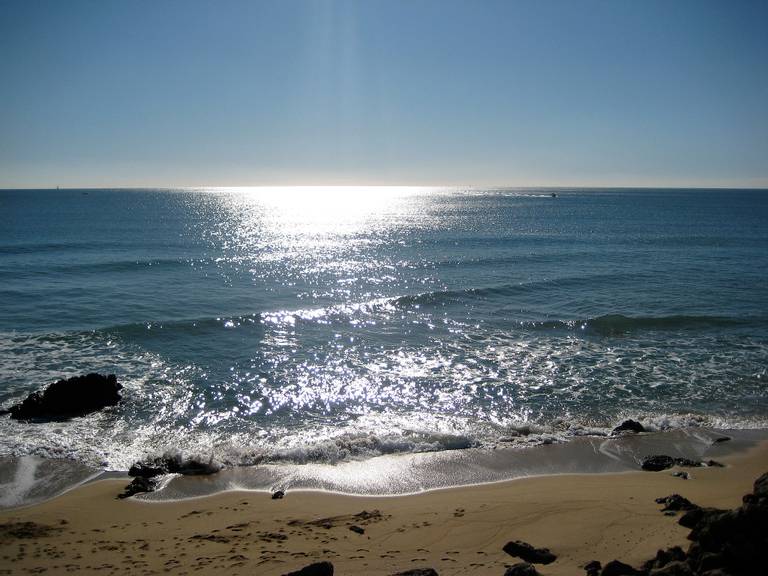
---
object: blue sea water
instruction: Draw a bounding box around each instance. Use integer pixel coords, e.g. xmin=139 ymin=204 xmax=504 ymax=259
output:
xmin=0 ymin=187 xmax=767 ymax=476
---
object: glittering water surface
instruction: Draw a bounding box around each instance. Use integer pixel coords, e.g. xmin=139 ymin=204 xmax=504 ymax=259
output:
xmin=0 ymin=188 xmax=766 ymax=470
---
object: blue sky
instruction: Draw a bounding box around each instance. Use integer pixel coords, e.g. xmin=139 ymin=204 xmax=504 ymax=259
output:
xmin=1 ymin=0 xmax=767 ymax=188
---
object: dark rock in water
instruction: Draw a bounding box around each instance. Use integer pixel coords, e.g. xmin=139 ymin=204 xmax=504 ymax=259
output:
xmin=613 ymin=420 xmax=645 ymax=434
xmin=642 ymin=456 xmax=676 ymax=472
xmin=282 ymin=561 xmax=334 ymax=576
xmin=129 ymin=461 xmax=168 ymax=478
xmin=504 ymin=562 xmax=539 ymax=576
xmin=117 ymin=476 xmax=158 ymax=499
xmin=503 ymin=540 xmax=557 ymax=564
xmin=391 ymin=570 xmax=439 ymax=576
xmin=128 ymin=452 xmax=221 ymax=478
xmin=600 ymin=560 xmax=644 ymax=575
xmin=348 ymin=525 xmax=364 ymax=534
xmin=6 ymin=373 xmax=122 ymax=421
xmin=585 ymin=560 xmax=602 ymax=576
xmin=704 ymin=460 xmax=724 ymax=468
xmin=642 ymin=456 xmax=704 ymax=472
xmin=655 ymin=495 xmax=699 ymax=512
xmin=672 ymin=471 xmax=690 ymax=480
xmin=272 ymin=490 xmax=285 ymax=500
xmin=712 ymin=436 xmax=730 ymax=444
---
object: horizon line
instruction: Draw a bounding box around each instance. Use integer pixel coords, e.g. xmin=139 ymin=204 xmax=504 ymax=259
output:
xmin=2 ymin=184 xmax=768 ymax=191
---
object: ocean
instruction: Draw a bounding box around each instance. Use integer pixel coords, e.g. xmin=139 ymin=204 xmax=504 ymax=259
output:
xmin=1 ymin=187 xmax=767 ymax=504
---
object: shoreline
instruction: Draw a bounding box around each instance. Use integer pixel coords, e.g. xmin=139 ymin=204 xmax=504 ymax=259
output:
xmin=1 ymin=439 xmax=766 ymax=575
xmin=2 ymin=427 xmax=766 ymax=510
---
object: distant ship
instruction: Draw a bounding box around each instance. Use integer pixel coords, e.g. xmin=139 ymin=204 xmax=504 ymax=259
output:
xmin=551 ymin=192 xmax=558 ymax=197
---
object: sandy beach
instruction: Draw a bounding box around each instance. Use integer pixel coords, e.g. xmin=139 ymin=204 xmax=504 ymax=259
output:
xmin=1 ymin=440 xmax=765 ymax=576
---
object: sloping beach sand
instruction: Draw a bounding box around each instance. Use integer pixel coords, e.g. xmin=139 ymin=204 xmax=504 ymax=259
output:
xmin=1 ymin=441 xmax=766 ymax=576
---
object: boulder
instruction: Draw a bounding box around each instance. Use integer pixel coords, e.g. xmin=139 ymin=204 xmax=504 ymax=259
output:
xmin=128 ymin=452 xmax=221 ymax=478
xmin=642 ymin=456 xmax=676 ymax=472
xmin=117 ymin=476 xmax=158 ymax=499
xmin=505 ymin=563 xmax=540 ymax=576
xmin=283 ymin=561 xmax=334 ymax=576
xmin=601 ymin=560 xmax=644 ymax=575
xmin=6 ymin=373 xmax=122 ymax=421
xmin=643 ymin=546 xmax=686 ymax=571
xmin=642 ymin=456 xmax=703 ymax=472
xmin=585 ymin=560 xmax=602 ymax=576
xmin=753 ymin=471 xmax=768 ymax=498
xmin=678 ymin=507 xmax=725 ymax=530
xmin=272 ymin=490 xmax=285 ymax=500
xmin=503 ymin=540 xmax=557 ymax=564
xmin=612 ymin=420 xmax=645 ymax=434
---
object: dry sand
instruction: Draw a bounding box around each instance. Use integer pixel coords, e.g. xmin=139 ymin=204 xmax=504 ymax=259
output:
xmin=1 ymin=440 xmax=766 ymax=576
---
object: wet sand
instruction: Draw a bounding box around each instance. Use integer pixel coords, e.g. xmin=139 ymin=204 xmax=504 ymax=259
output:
xmin=1 ymin=440 xmax=766 ymax=575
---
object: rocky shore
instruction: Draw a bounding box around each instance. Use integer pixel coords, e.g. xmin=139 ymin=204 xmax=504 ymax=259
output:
xmin=0 ymin=437 xmax=765 ymax=575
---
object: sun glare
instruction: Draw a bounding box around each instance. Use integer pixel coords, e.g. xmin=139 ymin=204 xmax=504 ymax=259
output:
xmin=214 ymin=186 xmax=432 ymax=237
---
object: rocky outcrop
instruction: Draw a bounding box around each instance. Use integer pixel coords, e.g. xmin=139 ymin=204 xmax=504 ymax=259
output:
xmin=3 ymin=374 xmax=122 ymax=421
xmin=593 ymin=471 xmax=768 ymax=576
xmin=118 ymin=452 xmax=222 ymax=499
xmin=503 ymin=540 xmax=557 ymax=564
xmin=128 ymin=452 xmax=221 ymax=478
xmin=612 ymin=420 xmax=645 ymax=434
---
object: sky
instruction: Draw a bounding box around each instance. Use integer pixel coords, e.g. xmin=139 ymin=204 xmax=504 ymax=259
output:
xmin=1 ymin=0 xmax=767 ymax=189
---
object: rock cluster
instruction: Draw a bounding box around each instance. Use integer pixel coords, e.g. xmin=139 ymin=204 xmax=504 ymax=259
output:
xmin=128 ymin=452 xmax=222 ymax=478
xmin=117 ymin=452 xmax=222 ymax=499
xmin=588 ymin=471 xmax=768 ymax=575
xmin=2 ymin=373 xmax=122 ymax=421
xmin=640 ymin=456 xmax=722 ymax=472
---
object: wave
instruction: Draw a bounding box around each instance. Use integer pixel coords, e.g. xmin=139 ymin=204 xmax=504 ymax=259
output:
xmin=0 ymin=241 xmax=128 ymax=255
xmin=523 ymin=313 xmax=755 ymax=335
xmin=80 ymin=299 xmax=758 ymax=339
xmin=391 ymin=274 xmax=647 ymax=308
